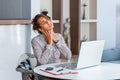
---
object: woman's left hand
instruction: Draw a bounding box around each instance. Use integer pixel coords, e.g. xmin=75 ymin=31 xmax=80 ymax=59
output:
xmin=51 ymin=31 xmax=58 ymax=43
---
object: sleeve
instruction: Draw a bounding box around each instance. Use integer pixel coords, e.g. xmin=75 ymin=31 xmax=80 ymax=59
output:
xmin=31 ymin=38 xmax=54 ymax=65
xmin=55 ymin=34 xmax=72 ymax=60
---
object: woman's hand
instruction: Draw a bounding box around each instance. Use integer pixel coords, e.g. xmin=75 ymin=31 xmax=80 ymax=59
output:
xmin=51 ymin=31 xmax=58 ymax=43
xmin=39 ymin=29 xmax=53 ymax=46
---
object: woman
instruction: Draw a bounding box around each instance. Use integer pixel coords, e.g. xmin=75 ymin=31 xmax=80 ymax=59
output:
xmin=31 ymin=14 xmax=72 ymax=66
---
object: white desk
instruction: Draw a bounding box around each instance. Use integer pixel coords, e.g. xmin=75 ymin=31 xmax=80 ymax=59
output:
xmin=34 ymin=62 xmax=120 ymax=80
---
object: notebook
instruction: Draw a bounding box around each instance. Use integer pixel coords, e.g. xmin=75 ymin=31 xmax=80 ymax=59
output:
xmin=39 ymin=66 xmax=78 ymax=76
xmin=56 ymin=40 xmax=105 ymax=70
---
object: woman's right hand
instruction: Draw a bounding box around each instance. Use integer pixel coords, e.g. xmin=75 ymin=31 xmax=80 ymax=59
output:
xmin=39 ymin=29 xmax=53 ymax=46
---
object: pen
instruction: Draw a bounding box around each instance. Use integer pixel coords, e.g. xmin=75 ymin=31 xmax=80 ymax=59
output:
xmin=57 ymin=68 xmax=63 ymax=72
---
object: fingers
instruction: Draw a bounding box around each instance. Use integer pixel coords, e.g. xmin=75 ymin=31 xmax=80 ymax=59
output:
xmin=39 ymin=28 xmax=51 ymax=35
xmin=39 ymin=29 xmax=49 ymax=37
xmin=39 ymin=29 xmax=53 ymax=45
xmin=51 ymin=30 xmax=58 ymax=42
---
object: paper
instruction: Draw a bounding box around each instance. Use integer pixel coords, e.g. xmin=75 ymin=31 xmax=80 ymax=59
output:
xmin=39 ymin=66 xmax=78 ymax=76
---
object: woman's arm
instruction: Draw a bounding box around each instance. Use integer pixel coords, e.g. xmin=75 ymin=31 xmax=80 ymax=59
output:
xmin=31 ymin=38 xmax=53 ymax=65
xmin=55 ymin=34 xmax=72 ymax=60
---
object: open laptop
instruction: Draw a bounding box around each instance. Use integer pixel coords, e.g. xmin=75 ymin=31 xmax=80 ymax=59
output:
xmin=55 ymin=40 xmax=105 ymax=70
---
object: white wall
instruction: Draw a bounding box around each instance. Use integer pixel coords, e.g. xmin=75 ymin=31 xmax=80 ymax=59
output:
xmin=0 ymin=25 xmax=28 ymax=80
xmin=97 ymin=0 xmax=116 ymax=49
xmin=40 ymin=0 xmax=52 ymax=18
xmin=116 ymin=0 xmax=120 ymax=46
xmin=0 ymin=0 xmax=40 ymax=80
xmin=63 ymin=0 xmax=70 ymax=23
xmin=31 ymin=0 xmax=40 ymax=53
xmin=31 ymin=0 xmax=40 ymax=19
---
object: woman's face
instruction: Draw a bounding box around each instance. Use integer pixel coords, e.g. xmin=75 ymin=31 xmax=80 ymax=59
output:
xmin=38 ymin=17 xmax=54 ymax=31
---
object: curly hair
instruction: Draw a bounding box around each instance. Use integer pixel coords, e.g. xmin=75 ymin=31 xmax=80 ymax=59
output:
xmin=31 ymin=14 xmax=50 ymax=34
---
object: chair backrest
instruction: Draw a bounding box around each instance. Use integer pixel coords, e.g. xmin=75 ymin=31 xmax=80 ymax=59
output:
xmin=17 ymin=53 xmax=37 ymax=69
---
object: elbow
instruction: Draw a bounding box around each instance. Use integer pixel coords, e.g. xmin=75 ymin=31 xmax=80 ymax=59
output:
xmin=66 ymin=51 xmax=72 ymax=60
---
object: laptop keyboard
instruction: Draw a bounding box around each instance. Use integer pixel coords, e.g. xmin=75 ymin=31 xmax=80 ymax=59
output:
xmin=55 ymin=62 xmax=77 ymax=69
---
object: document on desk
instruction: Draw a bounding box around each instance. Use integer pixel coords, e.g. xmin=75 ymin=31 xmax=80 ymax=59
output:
xmin=39 ymin=66 xmax=78 ymax=76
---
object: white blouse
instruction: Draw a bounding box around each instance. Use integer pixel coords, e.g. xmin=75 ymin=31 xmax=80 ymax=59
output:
xmin=31 ymin=33 xmax=72 ymax=65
